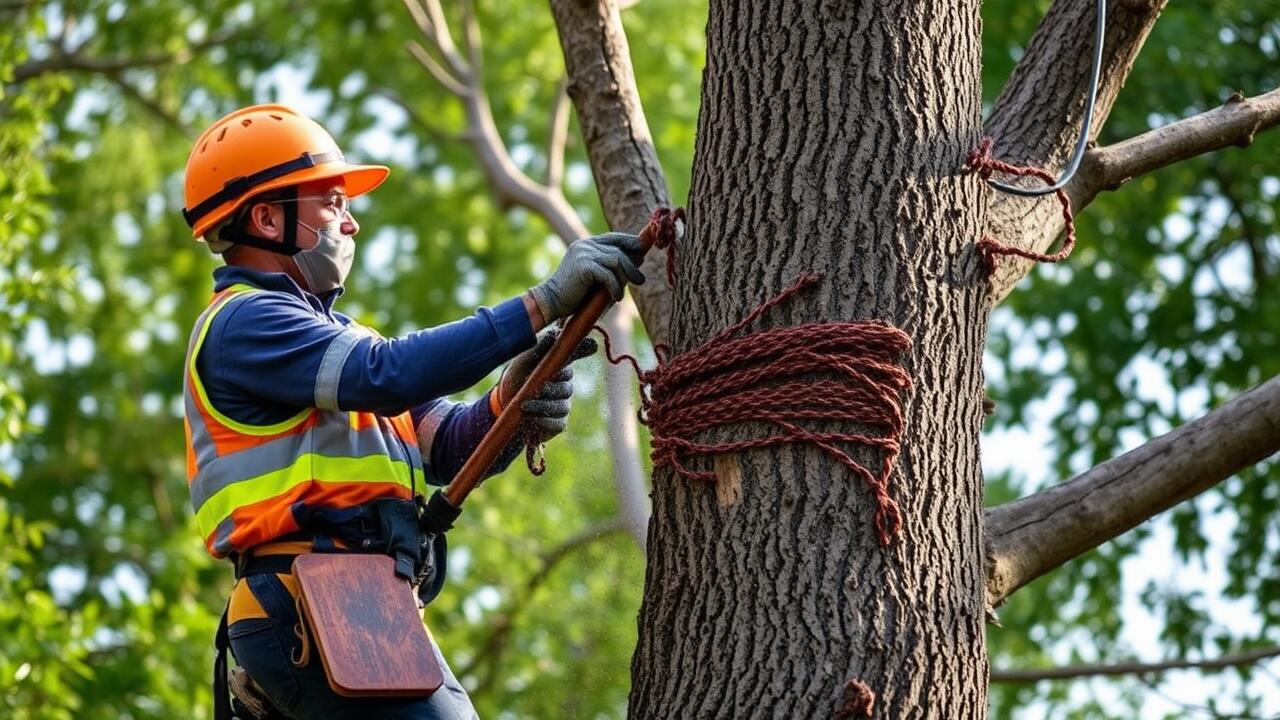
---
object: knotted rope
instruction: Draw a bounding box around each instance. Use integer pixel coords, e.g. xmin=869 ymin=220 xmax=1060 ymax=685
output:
xmin=834 ymin=678 xmax=876 ymax=718
xmin=966 ymin=137 xmax=1078 ymax=275
xmin=646 ymin=206 xmax=683 ymax=287
xmin=596 ymin=249 xmax=912 ymax=545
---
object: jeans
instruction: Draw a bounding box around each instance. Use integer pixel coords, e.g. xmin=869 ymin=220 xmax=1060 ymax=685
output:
xmin=228 ymin=573 xmax=477 ymax=720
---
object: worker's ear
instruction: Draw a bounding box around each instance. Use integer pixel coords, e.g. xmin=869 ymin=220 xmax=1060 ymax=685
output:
xmin=245 ymin=202 xmax=282 ymax=241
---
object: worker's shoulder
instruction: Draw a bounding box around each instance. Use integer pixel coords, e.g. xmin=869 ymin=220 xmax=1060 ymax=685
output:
xmin=217 ymin=287 xmax=314 ymax=321
xmin=200 ymin=288 xmax=319 ymax=344
xmin=331 ymin=311 xmax=384 ymax=338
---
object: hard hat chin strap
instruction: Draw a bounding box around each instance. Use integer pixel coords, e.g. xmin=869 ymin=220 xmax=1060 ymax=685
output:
xmin=218 ymin=186 xmax=302 ymax=257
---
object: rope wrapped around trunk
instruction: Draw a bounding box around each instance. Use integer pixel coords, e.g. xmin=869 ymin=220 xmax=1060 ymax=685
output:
xmin=595 ymin=211 xmax=912 ymax=545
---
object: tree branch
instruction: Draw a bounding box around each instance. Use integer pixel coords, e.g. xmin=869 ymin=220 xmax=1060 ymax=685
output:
xmin=458 ymin=517 xmax=627 ymax=690
xmin=549 ymin=0 xmax=675 ymax=347
xmin=459 ymin=0 xmax=484 ymax=79
xmin=1069 ymin=87 xmax=1280 ymax=210
xmin=12 ymin=28 xmax=244 ymax=84
xmin=1208 ymin=160 xmax=1272 ymax=296
xmin=547 ymin=77 xmax=571 ymax=189
xmin=982 ymin=0 xmax=1169 ymax=306
xmin=991 ymin=645 xmax=1280 ymax=683
xmin=102 ymin=70 xmax=191 ymax=135
xmin=405 ymin=40 xmax=469 ymax=97
xmin=402 ymin=0 xmax=469 ymax=79
xmin=371 ymin=87 xmax=462 ymax=146
xmin=985 ymin=374 xmax=1280 ymax=608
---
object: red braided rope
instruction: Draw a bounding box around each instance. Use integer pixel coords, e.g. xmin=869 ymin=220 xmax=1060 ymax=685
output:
xmin=966 ymin=136 xmax=1077 ymax=275
xmin=595 ymin=272 xmax=912 ymax=546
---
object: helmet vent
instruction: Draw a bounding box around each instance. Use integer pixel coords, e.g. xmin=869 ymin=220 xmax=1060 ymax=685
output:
xmin=200 ymin=141 xmax=208 ymax=153
xmin=241 ymin=118 xmax=252 ymax=127
xmin=217 ymin=128 xmax=227 ymax=142
xmin=270 ymin=114 xmax=283 ymax=121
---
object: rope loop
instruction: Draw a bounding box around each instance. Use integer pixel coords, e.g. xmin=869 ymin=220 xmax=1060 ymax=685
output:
xmin=967 ymin=136 xmax=1078 ymax=275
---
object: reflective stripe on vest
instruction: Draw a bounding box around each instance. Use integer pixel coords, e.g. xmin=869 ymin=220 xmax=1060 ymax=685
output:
xmin=183 ymin=284 xmax=421 ymax=558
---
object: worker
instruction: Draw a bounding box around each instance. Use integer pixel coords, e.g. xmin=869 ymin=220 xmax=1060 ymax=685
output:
xmin=180 ymin=104 xmax=644 ymax=719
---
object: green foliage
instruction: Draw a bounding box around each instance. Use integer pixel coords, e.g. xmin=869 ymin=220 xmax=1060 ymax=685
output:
xmin=0 ymin=0 xmax=1275 ymax=717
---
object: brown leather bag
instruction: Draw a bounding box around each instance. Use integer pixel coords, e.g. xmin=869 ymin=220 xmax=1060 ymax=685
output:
xmin=291 ymin=553 xmax=444 ymax=697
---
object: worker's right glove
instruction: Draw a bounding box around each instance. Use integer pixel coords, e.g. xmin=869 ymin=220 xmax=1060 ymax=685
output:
xmin=528 ymin=232 xmax=646 ymax=322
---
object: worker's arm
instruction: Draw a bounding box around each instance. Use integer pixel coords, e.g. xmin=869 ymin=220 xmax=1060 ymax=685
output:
xmin=203 ymin=293 xmax=536 ymax=419
xmin=411 ymin=332 xmax=594 ymax=485
xmin=201 ymin=231 xmax=641 ymax=421
xmin=412 ymin=394 xmax=523 ymax=485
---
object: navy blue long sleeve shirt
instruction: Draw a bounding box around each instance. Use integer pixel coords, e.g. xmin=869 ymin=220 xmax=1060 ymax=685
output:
xmin=194 ymin=266 xmax=537 ymax=484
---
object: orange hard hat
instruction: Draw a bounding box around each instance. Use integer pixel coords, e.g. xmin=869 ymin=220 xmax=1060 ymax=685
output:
xmin=182 ymin=104 xmax=389 ymax=238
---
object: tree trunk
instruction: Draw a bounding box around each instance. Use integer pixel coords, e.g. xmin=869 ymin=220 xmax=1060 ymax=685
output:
xmin=629 ymin=2 xmax=991 ymax=717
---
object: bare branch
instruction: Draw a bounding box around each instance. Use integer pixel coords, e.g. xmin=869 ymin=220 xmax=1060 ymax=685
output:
xmin=601 ymin=303 xmax=650 ymax=551
xmin=982 ymin=0 xmax=1169 ymax=306
xmin=985 ymin=375 xmax=1280 ymax=608
xmin=405 ymin=40 xmax=470 ymax=98
xmin=418 ymin=0 xmax=469 ymax=77
xmin=400 ymin=0 xmax=437 ymax=39
xmin=547 ymin=77 xmax=571 ymax=189
xmin=459 ymin=0 xmax=484 ymax=79
xmin=550 ymin=0 xmax=675 ymax=347
xmin=1069 ymin=87 xmax=1280 ymax=209
xmin=458 ymin=518 xmax=627 ymax=688
xmin=12 ymin=28 xmax=244 ymax=84
xmin=991 ymin=645 xmax=1280 ymax=683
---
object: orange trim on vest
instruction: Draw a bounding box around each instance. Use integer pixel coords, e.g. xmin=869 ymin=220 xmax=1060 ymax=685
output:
xmin=206 ymin=479 xmax=414 ymax=557
xmin=184 ymin=419 xmax=198 ymax=480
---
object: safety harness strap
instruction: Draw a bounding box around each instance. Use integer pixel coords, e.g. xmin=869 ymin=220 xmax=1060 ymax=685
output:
xmin=214 ymin=607 xmax=232 ymax=720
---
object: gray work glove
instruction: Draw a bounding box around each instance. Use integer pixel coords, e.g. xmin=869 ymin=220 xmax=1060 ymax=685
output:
xmin=497 ymin=329 xmax=598 ymax=441
xmin=528 ymin=232 xmax=646 ymax=322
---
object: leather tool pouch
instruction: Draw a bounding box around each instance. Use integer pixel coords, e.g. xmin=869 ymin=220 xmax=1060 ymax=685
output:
xmin=291 ymin=553 xmax=444 ymax=697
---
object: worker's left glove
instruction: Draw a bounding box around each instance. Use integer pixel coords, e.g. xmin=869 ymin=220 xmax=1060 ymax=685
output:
xmin=497 ymin=329 xmax=598 ymax=441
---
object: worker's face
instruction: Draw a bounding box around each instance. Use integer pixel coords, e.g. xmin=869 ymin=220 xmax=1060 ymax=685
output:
xmin=291 ymin=177 xmax=360 ymax=249
xmin=242 ymin=177 xmax=361 ymax=250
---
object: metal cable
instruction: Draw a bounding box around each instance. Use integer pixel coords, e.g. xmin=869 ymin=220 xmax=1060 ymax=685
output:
xmin=988 ymin=0 xmax=1107 ymax=197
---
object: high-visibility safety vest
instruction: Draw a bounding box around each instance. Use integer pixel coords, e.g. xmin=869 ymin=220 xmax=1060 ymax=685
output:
xmin=183 ymin=283 xmax=422 ymax=558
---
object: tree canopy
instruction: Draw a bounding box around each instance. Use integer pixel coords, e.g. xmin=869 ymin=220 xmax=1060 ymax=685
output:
xmin=0 ymin=1 xmax=1276 ymax=717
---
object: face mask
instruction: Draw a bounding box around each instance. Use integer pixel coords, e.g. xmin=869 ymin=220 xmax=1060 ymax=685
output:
xmin=294 ymin=220 xmax=355 ymax=294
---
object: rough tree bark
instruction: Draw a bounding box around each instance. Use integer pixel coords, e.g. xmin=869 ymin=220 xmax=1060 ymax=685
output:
xmin=627 ymin=2 xmax=991 ymax=717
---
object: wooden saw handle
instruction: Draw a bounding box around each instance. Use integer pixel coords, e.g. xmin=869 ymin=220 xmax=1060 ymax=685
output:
xmin=441 ymin=218 xmax=666 ymax=508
